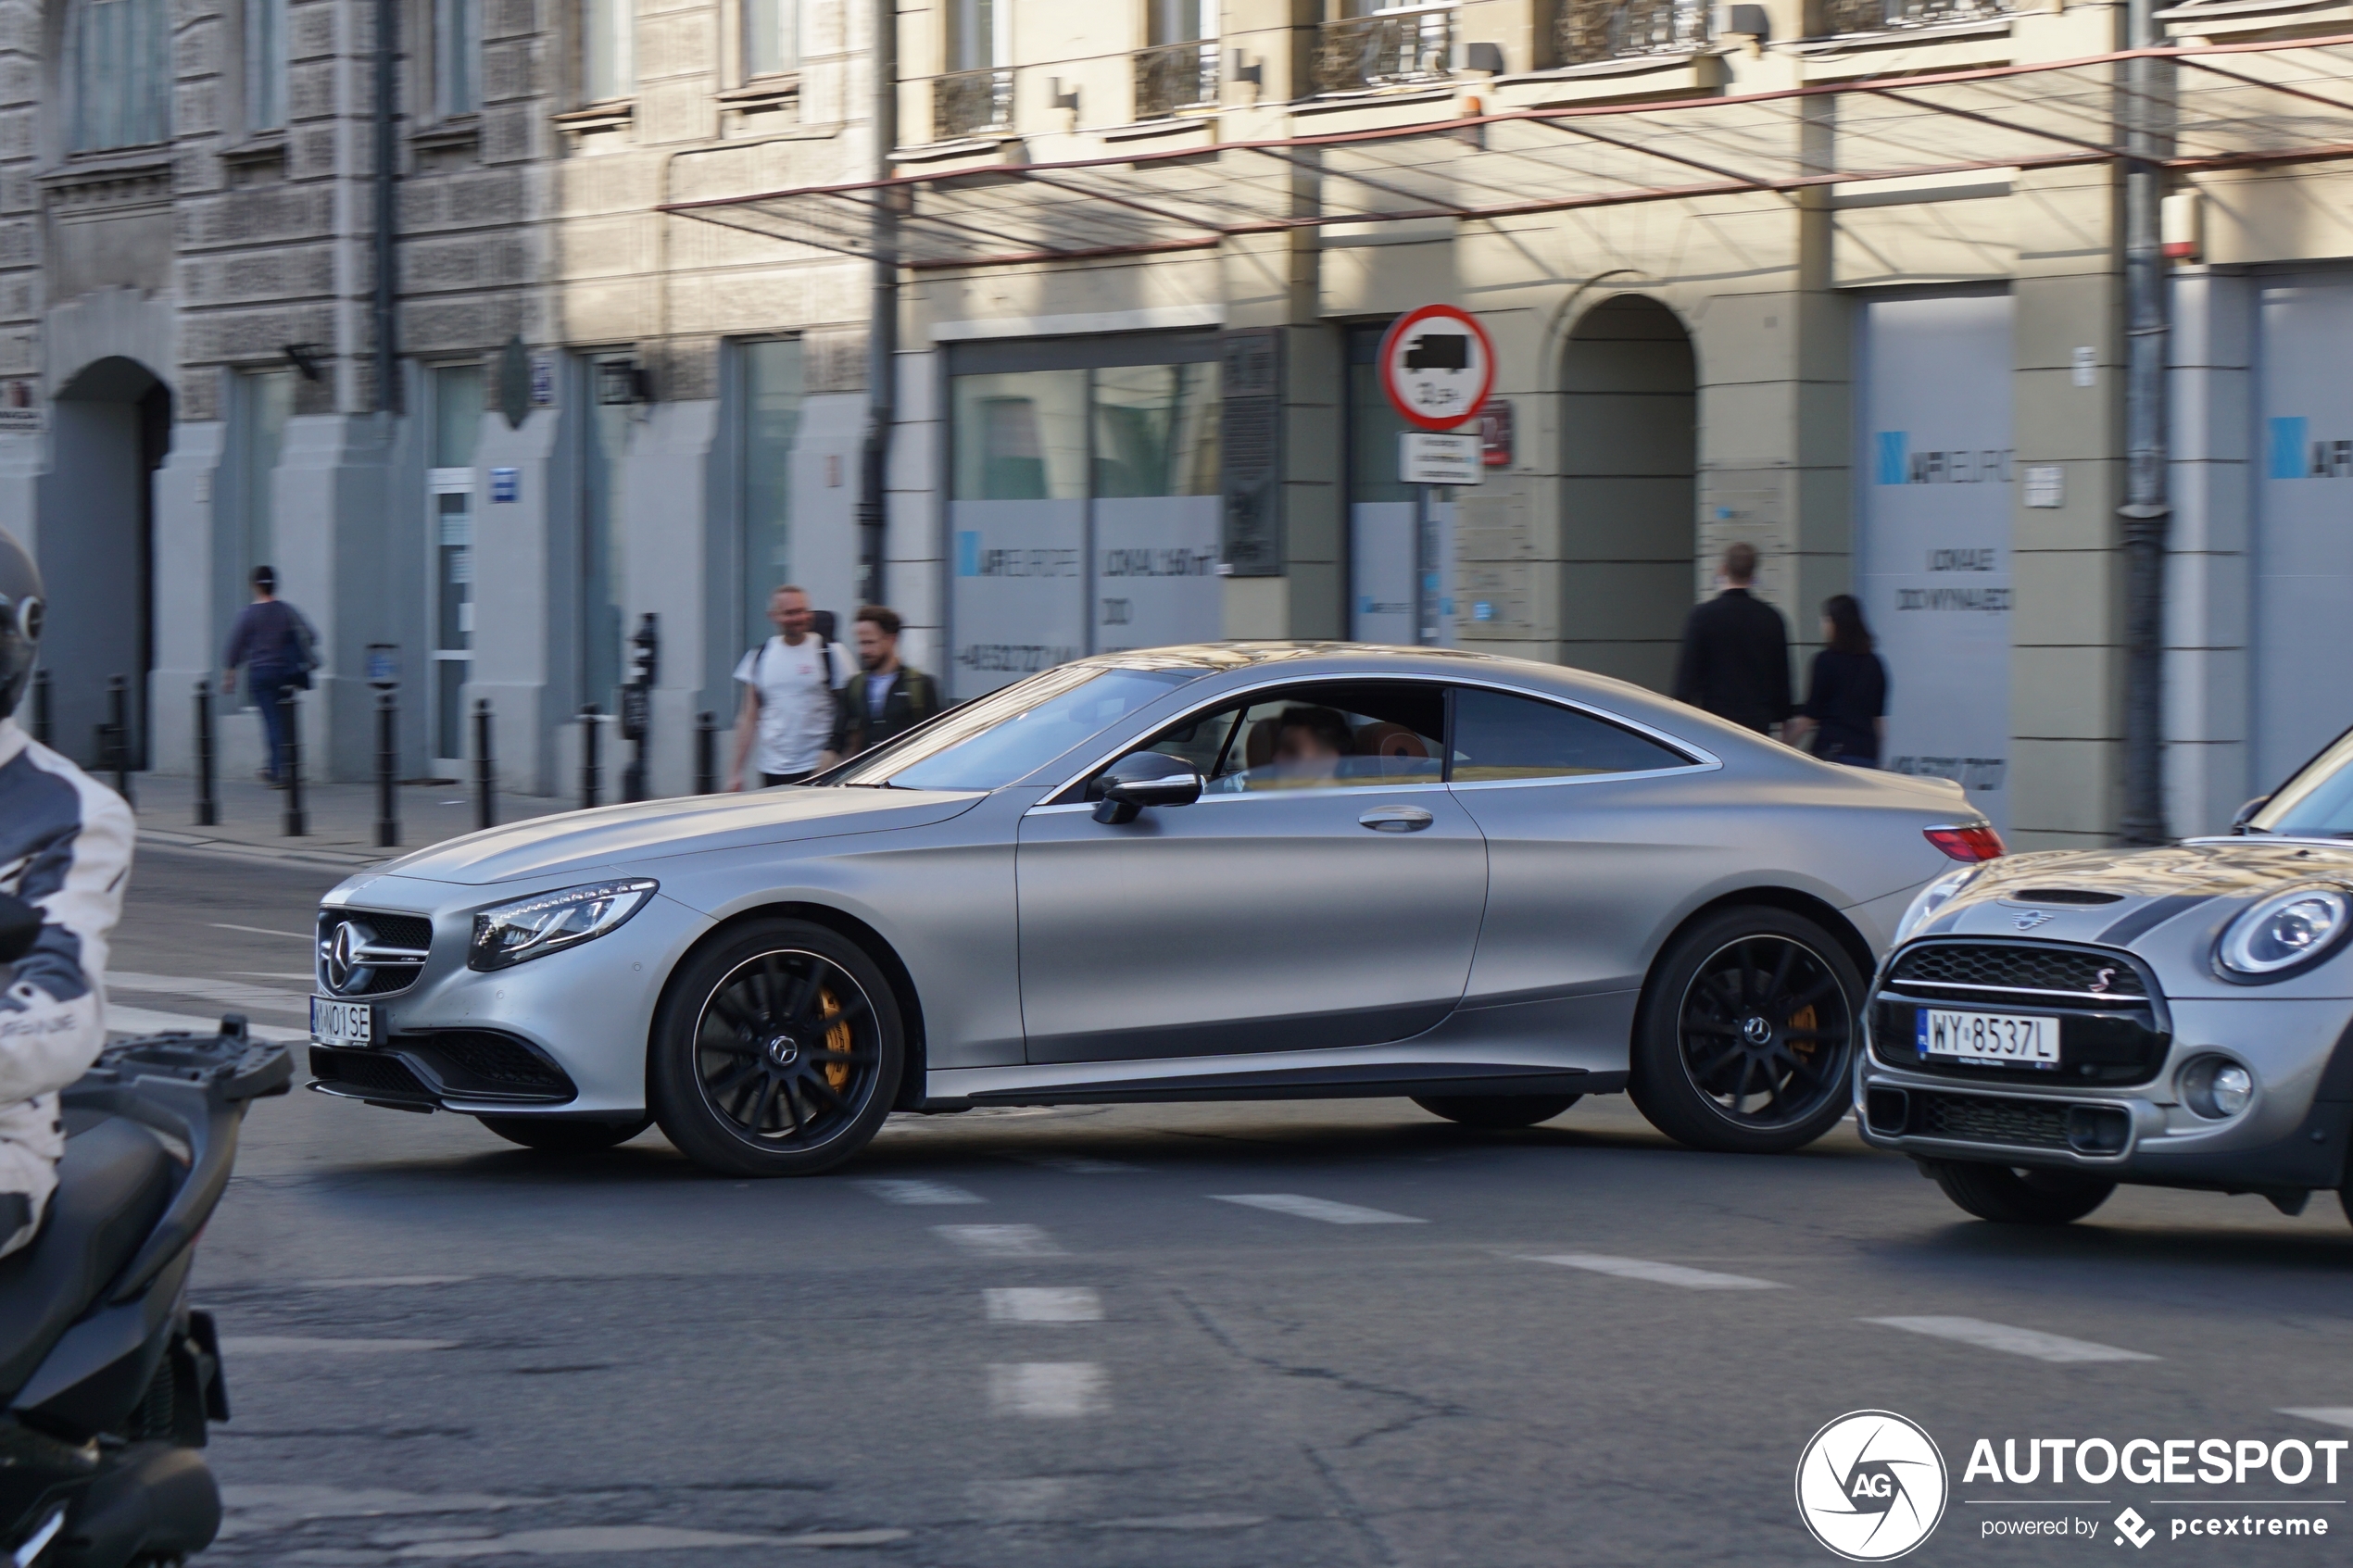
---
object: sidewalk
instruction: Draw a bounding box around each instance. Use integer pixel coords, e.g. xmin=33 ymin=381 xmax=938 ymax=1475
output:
xmin=128 ymin=771 xmax=574 ymax=870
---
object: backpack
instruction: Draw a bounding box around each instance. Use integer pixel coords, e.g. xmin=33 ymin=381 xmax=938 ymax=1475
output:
xmin=287 ymin=608 xmax=320 ymax=690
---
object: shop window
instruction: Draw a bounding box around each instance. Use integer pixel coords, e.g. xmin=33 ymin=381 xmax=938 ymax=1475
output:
xmin=739 ymin=338 xmax=805 ymax=648
xmin=236 ymin=370 xmax=295 ymax=585
xmin=68 ymin=0 xmax=170 ymax=150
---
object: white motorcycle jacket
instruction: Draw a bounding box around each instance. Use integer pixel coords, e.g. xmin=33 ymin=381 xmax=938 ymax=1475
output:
xmin=0 ymin=715 xmax=132 ymax=1258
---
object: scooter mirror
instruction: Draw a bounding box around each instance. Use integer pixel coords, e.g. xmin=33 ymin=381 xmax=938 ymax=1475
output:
xmin=0 ymin=892 xmax=38 ymax=965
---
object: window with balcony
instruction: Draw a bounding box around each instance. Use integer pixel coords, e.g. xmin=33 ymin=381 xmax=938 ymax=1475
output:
xmin=937 ymin=0 xmax=1011 ymax=136
xmin=1816 ymin=0 xmax=2015 ymax=32
xmin=1316 ymin=0 xmax=1453 ymax=95
xmin=745 ymin=0 xmax=799 ymax=78
xmin=1135 ymin=0 xmax=1218 ymax=120
xmin=67 ymin=0 xmax=170 ymax=150
xmin=585 ymin=0 xmax=634 ymax=102
xmin=1557 ymin=0 xmax=1706 ymax=64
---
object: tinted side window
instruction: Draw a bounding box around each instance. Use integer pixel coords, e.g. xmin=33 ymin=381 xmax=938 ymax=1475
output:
xmin=1450 ymin=688 xmax=1690 ymax=782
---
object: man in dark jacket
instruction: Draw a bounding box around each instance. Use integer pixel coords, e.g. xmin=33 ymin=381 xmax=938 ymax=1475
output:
xmin=831 ymin=606 xmax=941 ymax=759
xmin=220 ymin=566 xmax=317 ymax=785
xmin=1671 ymin=543 xmax=1793 ymax=735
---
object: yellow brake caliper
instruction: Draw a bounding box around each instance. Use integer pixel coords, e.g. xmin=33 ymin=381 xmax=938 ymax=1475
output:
xmin=818 ymin=988 xmax=852 ymax=1090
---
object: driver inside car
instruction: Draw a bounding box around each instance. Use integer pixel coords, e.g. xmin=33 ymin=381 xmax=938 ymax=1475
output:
xmin=0 ymin=526 xmax=133 ymax=1259
xmin=1269 ymin=707 xmax=1355 ymax=785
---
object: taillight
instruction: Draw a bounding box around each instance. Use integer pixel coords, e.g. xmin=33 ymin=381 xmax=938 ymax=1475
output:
xmin=1925 ymin=823 xmax=2006 ymax=862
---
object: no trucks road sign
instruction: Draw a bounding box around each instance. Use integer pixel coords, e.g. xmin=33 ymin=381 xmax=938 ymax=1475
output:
xmin=1378 ymin=305 xmax=1496 ymax=432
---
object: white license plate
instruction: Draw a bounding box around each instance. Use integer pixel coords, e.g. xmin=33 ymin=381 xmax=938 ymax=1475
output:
xmin=1918 ymin=1008 xmax=2060 ymax=1070
xmin=310 ymin=997 xmax=375 ymax=1048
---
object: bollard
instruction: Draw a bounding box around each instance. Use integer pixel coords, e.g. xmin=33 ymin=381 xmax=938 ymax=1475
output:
xmin=194 ymin=682 xmax=218 ymax=827
xmin=580 ymin=704 xmax=601 ymax=809
xmin=280 ymin=691 xmax=307 ymax=836
xmin=694 ymin=711 xmax=717 ymax=795
xmin=106 ymin=674 xmax=132 ymax=805
xmin=374 ymin=689 xmax=399 ymax=848
xmin=29 ymin=668 xmax=49 ymax=746
xmin=472 ymin=698 xmax=497 ymax=831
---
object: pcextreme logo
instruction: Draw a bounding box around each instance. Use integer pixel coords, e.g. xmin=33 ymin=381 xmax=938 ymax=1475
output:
xmin=1797 ymin=1411 xmax=1951 ymax=1561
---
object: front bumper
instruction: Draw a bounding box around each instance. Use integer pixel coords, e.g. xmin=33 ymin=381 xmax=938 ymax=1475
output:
xmin=1856 ymin=995 xmax=2353 ymax=1193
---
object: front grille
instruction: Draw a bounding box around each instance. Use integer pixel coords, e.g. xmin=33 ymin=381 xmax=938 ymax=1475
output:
xmin=1891 ymin=942 xmax=2147 ymax=999
xmin=416 ymin=1032 xmax=573 ymax=1096
xmin=310 ymin=1046 xmax=433 ymax=1101
xmin=1913 ymin=1090 xmax=2071 ymax=1149
xmin=317 ymin=909 xmax=434 ymax=997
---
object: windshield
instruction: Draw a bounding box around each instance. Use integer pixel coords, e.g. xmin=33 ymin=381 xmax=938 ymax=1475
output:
xmin=2251 ymin=726 xmax=2353 ymax=837
xmin=830 ymin=665 xmax=1200 ymax=792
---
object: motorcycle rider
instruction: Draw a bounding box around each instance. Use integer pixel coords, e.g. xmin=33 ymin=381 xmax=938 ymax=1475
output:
xmin=0 ymin=525 xmax=132 ymax=1259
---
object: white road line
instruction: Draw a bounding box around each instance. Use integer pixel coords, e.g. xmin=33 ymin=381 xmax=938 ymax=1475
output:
xmin=859 ymin=1179 xmax=984 ymax=1206
xmin=219 ymin=1336 xmax=459 ymax=1354
xmin=398 ymin=1525 xmax=912 ymax=1557
xmin=933 ymin=1224 xmax=1065 ymax=1258
xmin=1210 ymin=1194 xmax=1427 ymax=1225
xmin=1525 ymin=1253 xmax=1787 ymax=1290
xmin=109 ymin=972 xmax=311 ymax=1014
xmin=2281 ymin=1409 xmax=2353 ymax=1430
xmin=988 ymin=1362 xmax=1109 ymax=1418
xmin=208 ymin=922 xmax=314 ymax=941
xmin=107 ymin=1005 xmax=308 ymax=1044
xmin=986 ymin=1287 xmax=1102 ymax=1323
xmin=1861 ymin=1316 xmax=2158 ymax=1363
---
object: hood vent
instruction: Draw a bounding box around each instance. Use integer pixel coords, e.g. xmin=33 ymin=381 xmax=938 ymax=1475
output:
xmin=2007 ymin=889 xmax=2125 ymax=906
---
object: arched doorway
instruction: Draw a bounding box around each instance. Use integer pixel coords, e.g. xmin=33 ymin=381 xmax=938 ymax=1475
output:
xmin=45 ymin=357 xmax=169 ymax=769
xmin=1557 ymin=295 xmax=1696 ymax=692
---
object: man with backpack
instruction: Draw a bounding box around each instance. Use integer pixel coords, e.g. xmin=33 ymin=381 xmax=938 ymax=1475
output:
xmin=219 ymin=566 xmax=318 ymax=787
xmin=830 ymin=606 xmax=941 ymax=759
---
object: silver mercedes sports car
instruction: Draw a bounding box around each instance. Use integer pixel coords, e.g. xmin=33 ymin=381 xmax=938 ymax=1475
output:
xmin=1859 ymin=726 xmax=2353 ymax=1227
xmin=307 ymin=643 xmax=1988 ymax=1176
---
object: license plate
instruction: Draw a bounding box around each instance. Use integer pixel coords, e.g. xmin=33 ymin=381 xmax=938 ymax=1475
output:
xmin=310 ymin=997 xmax=375 ymax=1048
xmin=1918 ymin=1008 xmax=2060 ymax=1070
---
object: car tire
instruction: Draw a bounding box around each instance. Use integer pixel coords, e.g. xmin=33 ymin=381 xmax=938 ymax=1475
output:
xmin=1628 ymin=906 xmax=1865 ymax=1156
xmin=1411 ymin=1095 xmax=1581 ymax=1129
xmin=648 ymin=918 xmax=905 ymax=1178
xmin=478 ymin=1115 xmax=651 ymax=1153
xmin=1925 ymin=1160 xmax=2116 ymax=1225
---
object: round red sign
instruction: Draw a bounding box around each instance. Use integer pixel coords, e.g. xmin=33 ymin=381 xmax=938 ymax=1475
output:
xmin=1377 ymin=305 xmax=1497 ymax=432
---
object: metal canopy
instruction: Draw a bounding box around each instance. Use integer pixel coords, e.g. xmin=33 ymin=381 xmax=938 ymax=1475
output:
xmin=662 ymin=35 xmax=2353 ymax=269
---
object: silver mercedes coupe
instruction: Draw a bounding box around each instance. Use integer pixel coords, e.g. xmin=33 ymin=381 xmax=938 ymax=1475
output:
xmin=307 ymin=643 xmax=1991 ymax=1176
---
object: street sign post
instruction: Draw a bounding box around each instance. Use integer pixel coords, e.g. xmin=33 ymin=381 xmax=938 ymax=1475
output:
xmin=1378 ymin=306 xmax=1496 ymax=646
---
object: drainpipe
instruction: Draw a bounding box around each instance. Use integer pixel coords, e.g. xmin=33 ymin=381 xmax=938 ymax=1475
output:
xmin=374 ymin=0 xmax=401 ymax=414
xmin=859 ymin=0 xmax=898 ymax=607
xmin=2118 ymin=0 xmax=2170 ymax=844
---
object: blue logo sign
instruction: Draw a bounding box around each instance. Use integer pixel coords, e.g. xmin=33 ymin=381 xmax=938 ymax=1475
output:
xmin=1876 ymin=431 xmax=1907 ymax=486
xmin=2270 ymin=417 xmax=2308 ymax=480
xmin=957 ymin=531 xmax=980 ymax=577
xmin=490 ymin=467 xmax=520 ymax=503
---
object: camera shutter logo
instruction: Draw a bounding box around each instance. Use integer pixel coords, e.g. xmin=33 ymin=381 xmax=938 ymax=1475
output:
xmin=1795 ymin=1411 xmax=1948 ymax=1561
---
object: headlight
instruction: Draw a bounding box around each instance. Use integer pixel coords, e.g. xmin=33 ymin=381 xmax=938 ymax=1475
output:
xmin=1893 ymin=865 xmax=1983 ymax=947
xmin=2181 ymin=1056 xmax=2254 ymax=1120
xmin=2215 ymin=885 xmax=2353 ymax=982
xmin=468 ymin=878 xmax=658 ymax=972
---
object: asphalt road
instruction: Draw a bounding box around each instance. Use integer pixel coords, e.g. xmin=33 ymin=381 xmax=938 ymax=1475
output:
xmin=105 ymin=846 xmax=2353 ymax=1567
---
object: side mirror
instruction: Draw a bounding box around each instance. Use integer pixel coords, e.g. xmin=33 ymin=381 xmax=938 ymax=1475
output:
xmin=0 ymin=893 xmax=39 ymax=966
xmin=1089 ymin=752 xmax=1204 ymax=825
xmin=2232 ymin=795 xmax=2271 ymax=834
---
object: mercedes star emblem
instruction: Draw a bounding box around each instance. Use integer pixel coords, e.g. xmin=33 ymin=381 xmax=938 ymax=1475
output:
xmin=326 ymin=922 xmax=364 ymax=993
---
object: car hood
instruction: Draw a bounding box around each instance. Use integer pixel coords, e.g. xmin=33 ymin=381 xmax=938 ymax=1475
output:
xmin=1928 ymin=838 xmax=2353 ymax=941
xmin=367 ymin=787 xmax=986 ymax=885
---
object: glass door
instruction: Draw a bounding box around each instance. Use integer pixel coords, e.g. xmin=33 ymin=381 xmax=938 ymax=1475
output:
xmin=428 ymin=469 xmax=475 ymax=771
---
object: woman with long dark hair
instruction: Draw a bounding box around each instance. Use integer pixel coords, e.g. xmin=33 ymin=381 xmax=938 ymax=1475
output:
xmin=1791 ymin=594 xmax=1888 ymax=767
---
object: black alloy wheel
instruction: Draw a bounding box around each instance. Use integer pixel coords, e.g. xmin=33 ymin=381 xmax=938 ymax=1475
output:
xmin=1629 ymin=907 xmax=1865 ymax=1155
xmin=1411 ymin=1094 xmax=1581 ymax=1130
xmin=1926 ymin=1160 xmax=2116 ymax=1225
xmin=649 ymin=919 xmax=904 ymax=1176
xmin=478 ymin=1115 xmax=651 ymax=1153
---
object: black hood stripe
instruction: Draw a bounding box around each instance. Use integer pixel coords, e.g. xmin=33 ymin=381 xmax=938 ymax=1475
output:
xmin=2096 ymin=892 xmax=2215 ymax=947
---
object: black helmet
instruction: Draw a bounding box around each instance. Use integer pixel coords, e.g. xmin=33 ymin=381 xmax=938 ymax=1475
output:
xmin=0 ymin=527 xmax=41 ymax=723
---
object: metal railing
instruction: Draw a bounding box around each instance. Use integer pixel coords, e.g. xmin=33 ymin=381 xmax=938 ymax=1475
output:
xmin=934 ymin=67 xmax=1013 ymax=139
xmin=1316 ymin=8 xmax=1455 ymax=94
xmin=1135 ymin=40 xmax=1220 ymax=119
xmin=1558 ymin=0 xmax=1708 ymax=64
xmin=1818 ymin=0 xmax=2015 ymax=33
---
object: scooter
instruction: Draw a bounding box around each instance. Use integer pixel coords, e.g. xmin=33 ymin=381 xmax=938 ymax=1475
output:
xmin=0 ymin=895 xmax=292 ymax=1566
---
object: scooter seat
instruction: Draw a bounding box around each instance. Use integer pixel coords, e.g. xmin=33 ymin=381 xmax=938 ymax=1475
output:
xmin=0 ymin=1117 xmax=175 ymax=1405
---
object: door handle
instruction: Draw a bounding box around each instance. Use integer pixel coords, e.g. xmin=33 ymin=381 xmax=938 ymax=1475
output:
xmin=1358 ymin=806 xmax=1435 ymax=833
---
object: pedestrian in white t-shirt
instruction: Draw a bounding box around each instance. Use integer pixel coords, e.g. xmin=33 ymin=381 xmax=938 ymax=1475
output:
xmin=727 ymin=585 xmax=851 ymax=789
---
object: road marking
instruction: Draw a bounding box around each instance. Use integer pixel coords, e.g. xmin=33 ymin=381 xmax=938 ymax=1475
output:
xmin=986 ymin=1287 xmax=1102 ymax=1323
xmin=208 ymin=922 xmax=314 ymax=941
xmin=2281 ymin=1409 xmax=2353 ymax=1430
xmin=1861 ymin=1316 xmax=2157 ymax=1363
xmin=106 ymin=1005 xmax=308 ymax=1044
xmin=398 ymin=1525 xmax=911 ymax=1557
xmin=1088 ymin=1514 xmax=1266 ymax=1531
xmin=219 ymin=1336 xmax=459 ymax=1354
xmin=1524 ymin=1254 xmax=1787 ymax=1290
xmin=110 ymin=972 xmax=311 ymax=1016
xmin=1211 ymin=1194 xmax=1427 ymax=1225
xmin=933 ymin=1224 xmax=1065 ymax=1258
xmin=860 ymin=1179 xmax=984 ymax=1205
xmin=229 ymin=971 xmax=318 ymax=981
xmin=988 ymin=1362 xmax=1109 ymax=1418
xmin=301 ymin=1275 xmax=475 ymax=1288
